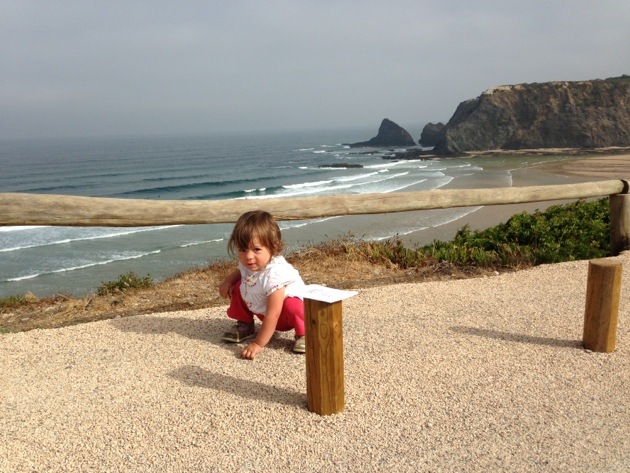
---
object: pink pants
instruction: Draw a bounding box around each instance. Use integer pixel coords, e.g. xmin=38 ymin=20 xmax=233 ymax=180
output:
xmin=227 ymin=280 xmax=305 ymax=337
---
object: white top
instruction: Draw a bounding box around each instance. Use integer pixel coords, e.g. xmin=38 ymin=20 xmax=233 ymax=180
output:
xmin=238 ymin=255 xmax=305 ymax=315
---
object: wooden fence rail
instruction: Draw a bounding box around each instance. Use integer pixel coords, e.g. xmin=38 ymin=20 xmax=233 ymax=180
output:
xmin=3 ymin=180 xmax=629 ymax=415
xmin=0 ymin=179 xmax=626 ymax=227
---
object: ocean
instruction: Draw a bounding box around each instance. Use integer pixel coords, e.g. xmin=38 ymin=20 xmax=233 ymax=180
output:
xmin=0 ymin=128 xmax=573 ymax=298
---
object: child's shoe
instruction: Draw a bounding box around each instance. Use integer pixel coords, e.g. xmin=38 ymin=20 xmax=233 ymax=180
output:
xmin=222 ymin=321 xmax=255 ymax=343
xmin=293 ymin=335 xmax=306 ymax=354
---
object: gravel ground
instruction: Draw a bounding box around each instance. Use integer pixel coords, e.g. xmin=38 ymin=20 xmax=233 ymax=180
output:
xmin=2 ymin=253 xmax=630 ymax=472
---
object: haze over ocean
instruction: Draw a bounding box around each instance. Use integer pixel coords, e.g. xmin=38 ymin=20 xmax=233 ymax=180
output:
xmin=0 ymin=128 xmax=579 ymax=298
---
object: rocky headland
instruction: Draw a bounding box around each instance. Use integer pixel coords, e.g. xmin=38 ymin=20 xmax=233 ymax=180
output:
xmin=355 ymin=75 xmax=630 ymax=158
xmin=433 ymin=75 xmax=630 ymax=155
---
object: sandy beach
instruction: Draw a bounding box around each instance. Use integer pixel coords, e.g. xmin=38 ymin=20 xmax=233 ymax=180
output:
xmin=537 ymin=153 xmax=630 ymax=180
xmin=2 ymin=154 xmax=630 ymax=472
xmin=399 ymin=153 xmax=630 ymax=247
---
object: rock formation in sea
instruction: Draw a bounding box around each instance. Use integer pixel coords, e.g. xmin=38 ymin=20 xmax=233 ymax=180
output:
xmin=349 ymin=118 xmax=416 ymax=148
xmin=433 ymin=75 xmax=630 ymax=155
xmin=419 ymin=122 xmax=445 ymax=147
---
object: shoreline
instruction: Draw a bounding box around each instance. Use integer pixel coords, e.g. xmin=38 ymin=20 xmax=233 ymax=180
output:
xmin=284 ymin=151 xmax=611 ymax=252
xmin=2 ymin=151 xmax=629 ymax=301
xmin=396 ymin=152 xmax=630 ymax=247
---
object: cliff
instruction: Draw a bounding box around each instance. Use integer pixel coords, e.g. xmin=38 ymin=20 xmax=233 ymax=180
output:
xmin=349 ymin=118 xmax=416 ymax=148
xmin=434 ymin=75 xmax=630 ymax=155
xmin=419 ymin=122 xmax=445 ymax=147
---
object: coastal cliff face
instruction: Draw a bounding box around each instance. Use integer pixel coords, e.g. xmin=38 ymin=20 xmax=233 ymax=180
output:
xmin=434 ymin=75 xmax=630 ymax=155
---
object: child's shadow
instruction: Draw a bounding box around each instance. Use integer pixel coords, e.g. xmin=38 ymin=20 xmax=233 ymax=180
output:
xmin=109 ymin=315 xmax=296 ymax=354
xmin=110 ymin=314 xmax=227 ymax=348
xmin=169 ymin=365 xmax=306 ymax=408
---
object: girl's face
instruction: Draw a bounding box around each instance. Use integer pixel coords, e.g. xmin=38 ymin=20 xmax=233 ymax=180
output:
xmin=237 ymin=237 xmax=272 ymax=272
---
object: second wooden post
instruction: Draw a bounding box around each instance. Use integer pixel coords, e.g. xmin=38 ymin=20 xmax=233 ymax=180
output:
xmin=304 ymin=298 xmax=345 ymax=415
xmin=610 ymin=193 xmax=630 ymax=256
xmin=583 ymin=259 xmax=623 ymax=353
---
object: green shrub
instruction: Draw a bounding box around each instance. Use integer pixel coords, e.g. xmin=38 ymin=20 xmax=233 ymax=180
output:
xmin=419 ymin=198 xmax=609 ymax=266
xmin=0 ymin=294 xmax=27 ymax=308
xmin=97 ymin=272 xmax=153 ymax=296
xmin=350 ymin=198 xmax=610 ymax=270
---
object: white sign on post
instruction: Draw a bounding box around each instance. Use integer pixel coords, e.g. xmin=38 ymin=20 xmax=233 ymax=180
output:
xmin=302 ymin=284 xmax=358 ymax=303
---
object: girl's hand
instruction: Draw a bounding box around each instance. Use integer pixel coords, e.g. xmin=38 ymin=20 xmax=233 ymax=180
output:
xmin=240 ymin=288 xmax=284 ymax=360
xmin=219 ymin=269 xmax=241 ymax=299
xmin=241 ymin=342 xmax=263 ymax=360
xmin=218 ymin=279 xmax=232 ymax=299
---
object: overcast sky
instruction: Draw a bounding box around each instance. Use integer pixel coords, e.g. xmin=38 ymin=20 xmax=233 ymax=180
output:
xmin=1 ymin=1 xmax=629 ymax=140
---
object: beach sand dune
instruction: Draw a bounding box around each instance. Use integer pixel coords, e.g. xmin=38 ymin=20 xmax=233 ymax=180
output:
xmin=2 ymin=154 xmax=630 ymax=472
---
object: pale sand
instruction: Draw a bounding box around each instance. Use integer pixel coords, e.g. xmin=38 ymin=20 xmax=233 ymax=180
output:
xmin=536 ymin=153 xmax=630 ymax=180
xmin=402 ymin=153 xmax=630 ymax=247
xmin=2 ymin=154 xmax=630 ymax=472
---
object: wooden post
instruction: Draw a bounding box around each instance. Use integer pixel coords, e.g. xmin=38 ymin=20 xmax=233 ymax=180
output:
xmin=304 ymin=298 xmax=344 ymax=415
xmin=583 ymin=259 xmax=623 ymax=353
xmin=610 ymin=193 xmax=630 ymax=256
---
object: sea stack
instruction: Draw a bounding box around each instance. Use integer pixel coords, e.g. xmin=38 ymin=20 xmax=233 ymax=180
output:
xmin=349 ymin=118 xmax=416 ymax=148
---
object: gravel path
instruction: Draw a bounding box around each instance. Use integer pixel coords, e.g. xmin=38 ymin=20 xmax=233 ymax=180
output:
xmin=2 ymin=253 xmax=630 ymax=472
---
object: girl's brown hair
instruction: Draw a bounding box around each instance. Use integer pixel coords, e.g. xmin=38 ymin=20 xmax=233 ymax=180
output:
xmin=227 ymin=210 xmax=284 ymax=257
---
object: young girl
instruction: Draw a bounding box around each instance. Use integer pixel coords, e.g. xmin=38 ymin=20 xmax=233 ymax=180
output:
xmin=218 ymin=210 xmax=305 ymax=360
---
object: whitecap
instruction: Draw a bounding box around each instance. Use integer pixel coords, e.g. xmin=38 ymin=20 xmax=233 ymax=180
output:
xmin=239 ymin=171 xmax=413 ymax=200
xmin=364 ymin=162 xmax=405 ymax=169
xmin=180 ymin=238 xmax=223 ymax=248
xmin=429 ymin=207 xmax=483 ymax=228
xmin=335 ymin=172 xmax=379 ymax=182
xmin=432 ymin=176 xmax=455 ymax=189
xmin=5 ymin=250 xmax=163 ymax=282
xmin=0 ymin=226 xmax=179 ymax=253
xmin=279 ymin=216 xmax=339 ymax=230
xmin=418 ymin=171 xmax=447 ymax=178
xmin=283 ymin=180 xmax=333 ymax=189
xmin=371 ymin=226 xmax=430 ymax=241
xmin=0 ymin=225 xmax=48 ymax=232
xmin=380 ymin=179 xmax=428 ymax=193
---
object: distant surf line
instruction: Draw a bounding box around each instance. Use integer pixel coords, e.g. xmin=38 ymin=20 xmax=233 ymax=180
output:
xmin=238 ymin=171 xmax=413 ymax=199
xmin=0 ymin=225 xmax=180 ymax=253
xmin=5 ymin=250 xmax=163 ymax=282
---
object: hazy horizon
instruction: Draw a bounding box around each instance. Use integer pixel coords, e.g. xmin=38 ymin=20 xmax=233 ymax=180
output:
xmin=2 ymin=1 xmax=628 ymax=141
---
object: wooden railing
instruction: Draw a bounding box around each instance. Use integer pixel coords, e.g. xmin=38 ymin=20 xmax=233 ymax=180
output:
xmin=1 ymin=178 xmax=629 ymax=253
xmin=3 ymin=180 xmax=629 ymax=415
